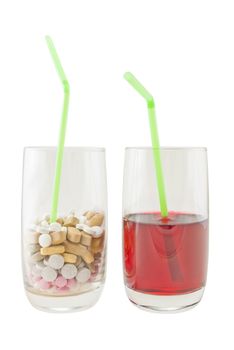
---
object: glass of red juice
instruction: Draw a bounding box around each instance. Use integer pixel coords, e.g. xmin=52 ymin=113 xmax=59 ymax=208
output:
xmin=123 ymin=147 xmax=208 ymax=312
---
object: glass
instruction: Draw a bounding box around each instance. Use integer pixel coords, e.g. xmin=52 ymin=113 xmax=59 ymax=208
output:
xmin=122 ymin=147 xmax=209 ymax=312
xmin=22 ymin=147 xmax=107 ymax=312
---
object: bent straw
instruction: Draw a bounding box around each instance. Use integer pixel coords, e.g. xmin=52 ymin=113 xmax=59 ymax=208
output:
xmin=124 ymin=72 xmax=183 ymax=281
xmin=124 ymin=72 xmax=168 ymax=217
xmin=45 ymin=36 xmax=70 ymax=223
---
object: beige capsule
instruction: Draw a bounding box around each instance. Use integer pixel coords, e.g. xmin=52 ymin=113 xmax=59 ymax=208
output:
xmin=63 ymin=240 xmax=87 ymax=257
xmin=27 ymin=232 xmax=40 ymax=244
xmin=87 ymin=213 xmax=104 ymax=227
xmin=40 ymin=245 xmax=65 ymax=256
xmin=63 ymin=253 xmax=77 ymax=264
xmin=91 ymin=235 xmax=105 ymax=254
xmin=82 ymin=249 xmax=94 ymax=264
xmin=51 ymin=230 xmax=67 ymax=245
xmin=80 ymin=232 xmax=92 ymax=247
xmin=63 ymin=216 xmax=79 ymax=227
xmin=67 ymin=227 xmax=82 ymax=243
xmin=56 ymin=217 xmax=64 ymax=225
xmin=84 ymin=211 xmax=96 ymax=220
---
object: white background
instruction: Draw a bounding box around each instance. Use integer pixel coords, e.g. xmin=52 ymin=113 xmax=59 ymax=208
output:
xmin=0 ymin=0 xmax=233 ymax=349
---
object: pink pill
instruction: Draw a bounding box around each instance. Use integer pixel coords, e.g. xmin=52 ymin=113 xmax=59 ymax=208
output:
xmin=33 ymin=275 xmax=42 ymax=283
xmin=38 ymin=278 xmax=51 ymax=290
xmin=54 ymin=276 xmax=67 ymax=288
xmin=67 ymin=278 xmax=76 ymax=288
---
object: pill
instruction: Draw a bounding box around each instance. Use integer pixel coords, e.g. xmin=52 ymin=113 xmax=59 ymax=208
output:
xmin=31 ymin=265 xmax=42 ymax=276
xmin=76 ymin=223 xmax=86 ymax=230
xmin=81 ymin=232 xmax=92 ymax=247
xmin=43 ymin=257 xmax=49 ymax=265
xmin=78 ymin=215 xmax=86 ymax=224
xmin=75 ymin=256 xmax=82 ymax=266
xmin=84 ymin=211 xmax=96 ymax=220
xmin=29 ymin=224 xmax=39 ymax=232
xmin=28 ymin=244 xmax=40 ymax=254
xmin=38 ymin=226 xmax=50 ymax=234
xmin=64 ymin=215 xmax=79 ymax=227
xmin=63 ymin=241 xmax=87 ymax=256
xmin=39 ymin=233 xmax=52 ymax=248
xmin=42 ymin=213 xmax=50 ymax=222
xmin=41 ymin=266 xmax=57 ymax=282
xmin=63 ymin=253 xmax=77 ymax=264
xmin=36 ymin=260 xmax=46 ymax=269
xmin=31 ymin=252 xmax=44 ymax=262
xmin=38 ymin=278 xmax=51 ymax=290
xmin=51 ymin=230 xmax=67 ymax=245
xmin=48 ymin=254 xmax=64 ymax=269
xmin=54 ymin=275 xmax=67 ymax=288
xmin=28 ymin=232 xmax=40 ymax=244
xmin=91 ymin=236 xmax=104 ymax=254
xmin=49 ymin=222 xmax=61 ymax=232
xmin=67 ymin=227 xmax=82 ymax=243
xmin=91 ymin=226 xmax=104 ymax=237
xmin=87 ymin=213 xmax=104 ymax=227
xmin=61 ymin=226 xmax=68 ymax=233
xmin=32 ymin=275 xmax=42 ymax=283
xmin=76 ymin=268 xmax=91 ymax=283
xmin=67 ymin=278 xmax=76 ymax=288
xmin=40 ymin=220 xmax=49 ymax=227
xmin=40 ymin=245 xmax=65 ymax=255
xmin=82 ymin=225 xmax=95 ymax=235
xmin=82 ymin=250 xmax=94 ymax=264
xmin=61 ymin=264 xmax=77 ymax=279
xmin=56 ymin=217 xmax=64 ymax=225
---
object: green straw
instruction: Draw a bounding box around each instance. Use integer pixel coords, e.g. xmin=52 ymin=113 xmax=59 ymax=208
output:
xmin=124 ymin=72 xmax=168 ymax=217
xmin=45 ymin=36 xmax=70 ymax=223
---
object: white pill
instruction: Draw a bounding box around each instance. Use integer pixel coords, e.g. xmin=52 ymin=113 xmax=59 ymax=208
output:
xmin=78 ymin=215 xmax=86 ymax=224
xmin=40 ymin=220 xmax=49 ymax=227
xmin=41 ymin=266 xmax=57 ymax=282
xmin=69 ymin=210 xmax=76 ymax=216
xmin=31 ymin=265 xmax=42 ymax=276
xmin=39 ymin=233 xmax=52 ymax=247
xmin=49 ymin=222 xmax=61 ymax=232
xmin=76 ymin=223 xmax=86 ymax=230
xmin=42 ymin=213 xmax=50 ymax=221
xmin=61 ymin=264 xmax=77 ymax=279
xmin=38 ymin=226 xmax=50 ymax=234
xmin=48 ymin=254 xmax=64 ymax=270
xmin=80 ymin=224 xmax=94 ymax=235
xmin=76 ymin=268 xmax=91 ymax=283
xmin=29 ymin=224 xmax=38 ymax=232
xmin=36 ymin=261 xmax=45 ymax=270
xmin=91 ymin=226 xmax=104 ymax=237
xmin=61 ymin=226 xmax=67 ymax=233
xmin=43 ymin=257 xmax=49 ymax=266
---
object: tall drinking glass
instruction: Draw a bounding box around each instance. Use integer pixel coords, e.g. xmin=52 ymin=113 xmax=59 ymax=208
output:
xmin=22 ymin=147 xmax=107 ymax=312
xmin=123 ymin=147 xmax=208 ymax=312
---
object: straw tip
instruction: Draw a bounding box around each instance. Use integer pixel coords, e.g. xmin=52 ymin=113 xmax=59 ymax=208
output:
xmin=124 ymin=72 xmax=133 ymax=81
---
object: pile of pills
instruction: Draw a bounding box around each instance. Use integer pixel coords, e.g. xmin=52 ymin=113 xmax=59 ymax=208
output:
xmin=25 ymin=211 xmax=105 ymax=294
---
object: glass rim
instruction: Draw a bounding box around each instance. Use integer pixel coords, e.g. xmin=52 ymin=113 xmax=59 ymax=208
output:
xmin=125 ymin=146 xmax=207 ymax=151
xmin=24 ymin=146 xmax=105 ymax=152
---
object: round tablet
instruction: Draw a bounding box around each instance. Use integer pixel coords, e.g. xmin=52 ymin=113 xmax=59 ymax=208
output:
xmin=61 ymin=264 xmax=77 ymax=279
xmin=76 ymin=267 xmax=91 ymax=283
xmin=39 ymin=233 xmax=52 ymax=247
xmin=48 ymin=254 xmax=64 ymax=270
xmin=49 ymin=222 xmax=61 ymax=232
xmin=41 ymin=266 xmax=57 ymax=282
xmin=54 ymin=276 xmax=67 ymax=288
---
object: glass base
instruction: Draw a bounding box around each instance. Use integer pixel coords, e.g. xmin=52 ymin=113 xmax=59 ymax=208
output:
xmin=125 ymin=286 xmax=205 ymax=313
xmin=26 ymin=285 xmax=103 ymax=313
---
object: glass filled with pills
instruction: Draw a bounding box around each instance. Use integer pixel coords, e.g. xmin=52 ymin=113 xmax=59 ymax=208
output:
xmin=22 ymin=147 xmax=107 ymax=312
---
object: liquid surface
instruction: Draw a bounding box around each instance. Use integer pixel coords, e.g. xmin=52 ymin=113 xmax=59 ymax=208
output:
xmin=123 ymin=212 xmax=208 ymax=295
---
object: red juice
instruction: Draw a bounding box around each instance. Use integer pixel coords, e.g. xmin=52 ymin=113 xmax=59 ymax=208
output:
xmin=123 ymin=212 xmax=208 ymax=295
